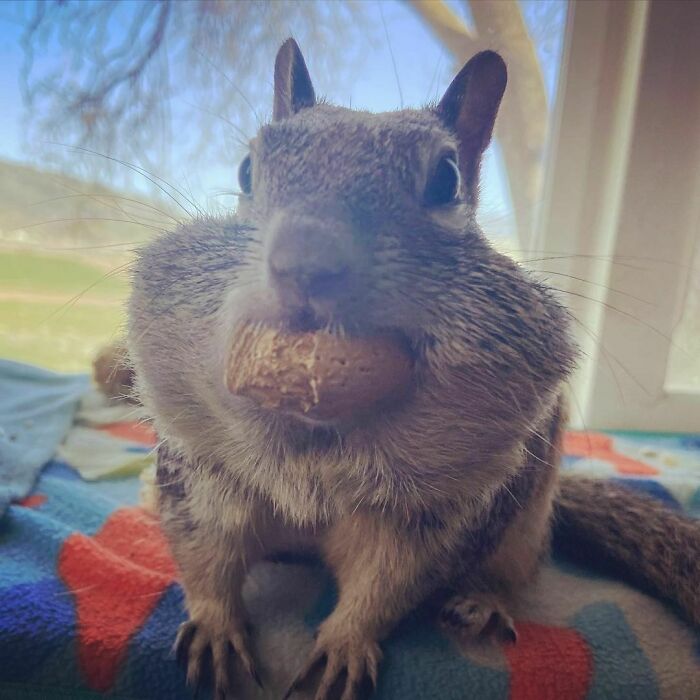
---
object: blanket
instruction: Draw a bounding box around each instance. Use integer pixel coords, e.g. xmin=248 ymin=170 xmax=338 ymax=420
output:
xmin=0 ymin=360 xmax=89 ymax=517
xmin=1 ymin=363 xmax=699 ymax=699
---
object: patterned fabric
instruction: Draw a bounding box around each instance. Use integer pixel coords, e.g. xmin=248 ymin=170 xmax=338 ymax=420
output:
xmin=1 ymin=367 xmax=699 ymax=699
xmin=0 ymin=360 xmax=88 ymax=516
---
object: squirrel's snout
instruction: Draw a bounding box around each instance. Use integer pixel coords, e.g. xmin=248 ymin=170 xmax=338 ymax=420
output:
xmin=269 ymin=252 xmax=350 ymax=301
xmin=267 ymin=215 xmax=359 ymax=321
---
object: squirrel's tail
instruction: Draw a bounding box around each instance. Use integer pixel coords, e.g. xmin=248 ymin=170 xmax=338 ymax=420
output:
xmin=553 ymin=476 xmax=700 ymax=627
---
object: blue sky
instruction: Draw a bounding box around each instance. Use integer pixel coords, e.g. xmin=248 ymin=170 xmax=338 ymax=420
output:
xmin=0 ymin=1 xmax=566 ymax=239
xmin=0 ymin=5 xmax=24 ymax=164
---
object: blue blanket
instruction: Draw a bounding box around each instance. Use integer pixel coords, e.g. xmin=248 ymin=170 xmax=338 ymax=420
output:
xmin=0 ymin=360 xmax=88 ymax=516
xmin=1 ymin=362 xmax=699 ymax=699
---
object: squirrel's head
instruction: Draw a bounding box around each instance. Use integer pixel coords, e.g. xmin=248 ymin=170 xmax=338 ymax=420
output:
xmin=129 ymin=39 xmax=576 ymax=461
xmin=232 ymin=39 xmax=509 ymax=338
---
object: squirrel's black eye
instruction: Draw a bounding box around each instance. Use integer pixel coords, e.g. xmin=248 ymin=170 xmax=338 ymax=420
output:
xmin=238 ymin=154 xmax=252 ymax=195
xmin=423 ymin=156 xmax=461 ymax=207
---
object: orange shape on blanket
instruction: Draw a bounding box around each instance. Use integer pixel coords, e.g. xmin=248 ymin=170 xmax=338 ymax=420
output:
xmin=98 ymin=420 xmax=158 ymax=446
xmin=58 ymin=507 xmax=177 ymax=692
xmin=564 ymin=431 xmax=659 ymax=476
xmin=15 ymin=494 xmax=47 ymax=508
xmin=504 ymin=622 xmax=592 ymax=700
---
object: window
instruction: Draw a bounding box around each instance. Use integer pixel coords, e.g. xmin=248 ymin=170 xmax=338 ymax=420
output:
xmin=536 ymin=0 xmax=700 ymax=431
xmin=1 ymin=0 xmax=697 ymax=431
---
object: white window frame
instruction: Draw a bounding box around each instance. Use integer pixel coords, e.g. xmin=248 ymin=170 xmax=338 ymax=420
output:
xmin=533 ymin=0 xmax=700 ymax=432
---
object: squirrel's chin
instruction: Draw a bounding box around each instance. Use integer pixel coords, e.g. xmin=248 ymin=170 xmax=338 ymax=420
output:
xmin=239 ymin=391 xmax=414 ymax=433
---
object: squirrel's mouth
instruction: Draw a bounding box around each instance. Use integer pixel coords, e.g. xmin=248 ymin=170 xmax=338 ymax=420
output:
xmin=283 ymin=304 xmax=327 ymax=334
xmin=224 ymin=322 xmax=416 ymax=425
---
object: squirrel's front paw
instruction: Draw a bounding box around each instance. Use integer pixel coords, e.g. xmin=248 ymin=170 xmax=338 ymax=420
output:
xmin=283 ymin=627 xmax=382 ymax=700
xmin=440 ymin=592 xmax=517 ymax=644
xmin=174 ymin=616 xmax=261 ymax=700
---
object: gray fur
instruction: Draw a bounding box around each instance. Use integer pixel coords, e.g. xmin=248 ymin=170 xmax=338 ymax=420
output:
xmin=129 ymin=100 xmax=576 ymax=520
xmin=128 ymin=41 xmax=581 ymax=698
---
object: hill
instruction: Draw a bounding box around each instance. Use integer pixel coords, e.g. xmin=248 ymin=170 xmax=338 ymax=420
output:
xmin=0 ymin=158 xmax=178 ymax=252
xmin=0 ymin=159 xmax=178 ymax=372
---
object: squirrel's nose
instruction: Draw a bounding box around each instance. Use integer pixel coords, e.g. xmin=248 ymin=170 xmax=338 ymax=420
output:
xmin=269 ymin=257 xmax=350 ymax=301
xmin=268 ymin=217 xmax=355 ymax=303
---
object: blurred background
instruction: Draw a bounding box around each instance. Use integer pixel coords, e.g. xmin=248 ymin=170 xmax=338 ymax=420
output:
xmin=0 ymin=0 xmax=698 ymax=431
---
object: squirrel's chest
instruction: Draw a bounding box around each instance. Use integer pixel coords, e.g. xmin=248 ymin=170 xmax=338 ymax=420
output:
xmin=236 ymin=447 xmax=399 ymax=528
xmin=255 ymin=462 xmax=335 ymax=527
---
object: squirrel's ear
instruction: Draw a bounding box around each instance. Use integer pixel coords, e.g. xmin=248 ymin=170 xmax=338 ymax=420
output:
xmin=437 ymin=51 xmax=507 ymax=201
xmin=273 ymin=38 xmax=316 ymax=121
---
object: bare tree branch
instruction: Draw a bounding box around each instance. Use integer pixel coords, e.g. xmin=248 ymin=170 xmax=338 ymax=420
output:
xmin=20 ymin=0 xmax=371 ymax=196
xmin=406 ymin=0 xmax=477 ymax=58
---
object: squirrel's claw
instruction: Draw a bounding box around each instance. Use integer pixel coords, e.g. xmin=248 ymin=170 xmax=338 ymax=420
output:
xmin=174 ymin=618 xmax=262 ymax=700
xmin=284 ymin=632 xmax=379 ymax=700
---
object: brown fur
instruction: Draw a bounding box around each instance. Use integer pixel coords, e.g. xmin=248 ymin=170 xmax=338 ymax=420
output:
xmin=125 ymin=39 xmax=699 ymax=699
xmin=92 ymin=340 xmax=136 ymax=402
xmin=555 ymin=477 xmax=700 ymax=627
xmin=482 ymin=395 xmax=566 ymax=592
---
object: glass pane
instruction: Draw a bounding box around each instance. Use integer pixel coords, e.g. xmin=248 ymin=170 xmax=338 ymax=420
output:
xmin=439 ymin=0 xmax=570 ymax=254
xmin=0 ymin=0 xmax=567 ymax=371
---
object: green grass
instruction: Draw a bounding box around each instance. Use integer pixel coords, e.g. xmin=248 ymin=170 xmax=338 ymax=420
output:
xmin=0 ymin=251 xmax=129 ymax=298
xmin=0 ymin=251 xmax=129 ymax=372
xmin=0 ymin=158 xmax=169 ymax=373
xmin=0 ymin=299 xmax=126 ymax=372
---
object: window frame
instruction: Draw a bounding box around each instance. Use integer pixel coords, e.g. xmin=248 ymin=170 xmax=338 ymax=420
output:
xmin=533 ymin=0 xmax=700 ymax=431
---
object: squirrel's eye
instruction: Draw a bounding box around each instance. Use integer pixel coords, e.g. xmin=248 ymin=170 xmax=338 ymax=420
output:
xmin=238 ymin=154 xmax=252 ymax=195
xmin=423 ymin=156 xmax=461 ymax=207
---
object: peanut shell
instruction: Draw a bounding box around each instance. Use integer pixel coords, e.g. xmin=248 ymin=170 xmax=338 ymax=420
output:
xmin=226 ymin=325 xmax=412 ymax=420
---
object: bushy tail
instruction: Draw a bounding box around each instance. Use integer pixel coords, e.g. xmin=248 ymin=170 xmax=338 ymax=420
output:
xmin=553 ymin=476 xmax=700 ymax=627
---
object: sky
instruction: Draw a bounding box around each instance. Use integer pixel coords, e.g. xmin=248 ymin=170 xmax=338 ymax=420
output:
xmin=0 ymin=6 xmax=24 ymax=164
xmin=0 ymin=0 xmax=566 ymax=240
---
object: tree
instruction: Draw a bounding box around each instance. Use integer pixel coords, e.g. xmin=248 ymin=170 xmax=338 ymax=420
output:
xmin=20 ymin=0 xmax=370 ymax=195
xmin=20 ymin=0 xmax=552 ymax=244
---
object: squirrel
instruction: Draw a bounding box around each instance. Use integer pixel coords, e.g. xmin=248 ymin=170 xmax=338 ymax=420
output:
xmin=125 ymin=39 xmax=700 ymax=700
